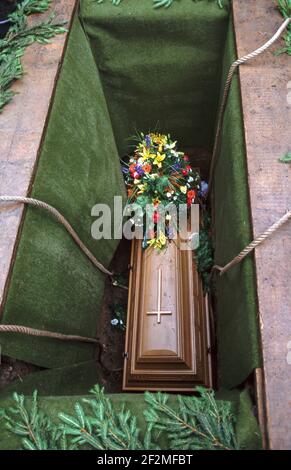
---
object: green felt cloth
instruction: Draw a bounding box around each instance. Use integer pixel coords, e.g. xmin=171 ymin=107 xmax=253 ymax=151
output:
xmin=80 ymin=0 xmax=230 ymax=156
xmin=0 ymin=15 xmax=126 ymax=367
xmin=213 ymin=19 xmax=261 ymax=388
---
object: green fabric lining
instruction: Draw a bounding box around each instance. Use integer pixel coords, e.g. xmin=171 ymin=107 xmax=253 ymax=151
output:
xmin=213 ymin=18 xmax=261 ymax=388
xmin=81 ymin=0 xmax=230 ymax=156
xmin=0 ymin=15 xmax=126 ymax=367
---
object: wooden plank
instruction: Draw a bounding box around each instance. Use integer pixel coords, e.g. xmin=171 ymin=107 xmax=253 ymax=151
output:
xmin=0 ymin=0 xmax=77 ymax=313
xmin=233 ymin=0 xmax=291 ymax=450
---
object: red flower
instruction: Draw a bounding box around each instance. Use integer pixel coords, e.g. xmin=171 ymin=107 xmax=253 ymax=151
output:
xmin=182 ymin=169 xmax=188 ymax=176
xmin=143 ymin=163 xmax=152 ymax=173
xmin=183 ymin=155 xmax=189 ymax=162
xmin=129 ymin=163 xmax=136 ymax=174
xmin=153 ymin=211 xmax=160 ymax=224
xmin=186 ymin=165 xmax=192 ymax=172
xmin=133 ymin=171 xmax=140 ymax=179
xmin=187 ymin=190 xmax=196 ymax=200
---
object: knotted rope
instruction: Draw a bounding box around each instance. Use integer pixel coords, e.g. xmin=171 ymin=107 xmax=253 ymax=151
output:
xmin=208 ymin=17 xmax=291 ymax=193
xmin=212 ymin=210 xmax=291 ymax=276
xmin=0 ymin=196 xmax=113 ymax=276
xmin=0 ymin=324 xmax=98 ymax=344
xmin=0 ymin=195 xmax=113 ymax=346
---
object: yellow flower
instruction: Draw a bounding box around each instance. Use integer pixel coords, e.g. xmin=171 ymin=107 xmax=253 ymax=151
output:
xmin=153 ymin=152 xmax=166 ymax=168
xmin=150 ymin=133 xmax=167 ymax=147
xmin=137 ymin=184 xmax=146 ymax=193
xmin=180 ymin=186 xmax=187 ymax=194
xmin=158 ymin=231 xmax=167 ymax=247
xmin=141 ymin=147 xmax=156 ymax=161
xmin=147 ymin=232 xmax=167 ymax=250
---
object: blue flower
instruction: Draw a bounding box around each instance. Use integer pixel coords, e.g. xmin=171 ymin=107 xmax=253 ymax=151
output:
xmin=136 ymin=164 xmax=145 ymax=175
xmin=199 ymin=180 xmax=208 ymax=198
xmin=122 ymin=166 xmax=129 ymax=174
xmin=145 ymin=135 xmax=151 ymax=148
xmin=172 ymin=163 xmax=181 ymax=172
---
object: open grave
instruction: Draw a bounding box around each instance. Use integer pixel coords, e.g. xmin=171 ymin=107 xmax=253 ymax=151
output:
xmin=0 ymin=0 xmax=290 ymax=450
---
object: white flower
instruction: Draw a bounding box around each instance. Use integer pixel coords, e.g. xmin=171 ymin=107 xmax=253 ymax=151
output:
xmin=166 ymin=192 xmax=172 ymax=198
xmin=111 ymin=319 xmax=119 ymax=326
xmin=188 ymin=176 xmax=194 ymax=183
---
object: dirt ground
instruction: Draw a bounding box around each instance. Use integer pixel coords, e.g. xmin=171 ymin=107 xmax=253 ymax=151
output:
xmin=0 ymin=239 xmax=130 ymax=394
xmin=93 ymin=238 xmax=130 ymax=393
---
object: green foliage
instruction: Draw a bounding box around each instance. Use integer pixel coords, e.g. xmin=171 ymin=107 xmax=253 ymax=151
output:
xmin=0 ymin=385 xmax=239 ymax=450
xmin=195 ymin=211 xmax=214 ymax=293
xmin=144 ymin=387 xmax=238 ymax=450
xmin=0 ymin=0 xmax=67 ymax=113
xmin=279 ymin=151 xmax=291 ymax=163
xmin=95 ymin=0 xmax=225 ymax=9
xmin=0 ymin=390 xmax=73 ymax=450
xmin=276 ymin=0 xmax=291 ymax=55
xmin=59 ymin=385 xmax=150 ymax=450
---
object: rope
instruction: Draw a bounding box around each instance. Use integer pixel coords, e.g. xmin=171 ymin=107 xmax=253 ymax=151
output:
xmin=208 ymin=17 xmax=291 ymax=193
xmin=0 ymin=196 xmax=129 ymax=349
xmin=0 ymin=325 xmax=122 ymax=372
xmin=0 ymin=195 xmax=113 ymax=276
xmin=212 ymin=210 xmax=291 ymax=276
xmin=0 ymin=324 xmax=98 ymax=343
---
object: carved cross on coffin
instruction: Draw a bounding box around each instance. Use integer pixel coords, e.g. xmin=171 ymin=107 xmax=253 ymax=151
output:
xmin=123 ymin=239 xmax=212 ymax=392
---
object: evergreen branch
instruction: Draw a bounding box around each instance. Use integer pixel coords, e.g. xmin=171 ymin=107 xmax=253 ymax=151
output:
xmin=279 ymin=151 xmax=291 ymax=163
xmin=0 ymin=0 xmax=67 ymax=113
xmin=0 ymin=385 xmax=241 ymax=450
xmin=95 ymin=0 xmax=225 ymax=9
xmin=0 ymin=391 xmax=73 ymax=450
xmin=276 ymin=0 xmax=291 ymax=55
xmin=59 ymin=385 xmax=146 ymax=450
xmin=144 ymin=387 xmax=238 ymax=450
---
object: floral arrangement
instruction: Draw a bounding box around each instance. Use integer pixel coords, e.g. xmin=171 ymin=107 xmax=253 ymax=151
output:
xmin=122 ymin=133 xmax=203 ymax=250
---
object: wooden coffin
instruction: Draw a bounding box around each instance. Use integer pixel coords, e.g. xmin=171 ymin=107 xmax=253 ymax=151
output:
xmin=123 ymin=239 xmax=212 ymax=392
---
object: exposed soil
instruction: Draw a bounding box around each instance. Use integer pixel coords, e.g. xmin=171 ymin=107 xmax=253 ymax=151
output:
xmin=0 ymin=357 xmax=41 ymax=390
xmin=93 ymin=238 xmax=130 ymax=393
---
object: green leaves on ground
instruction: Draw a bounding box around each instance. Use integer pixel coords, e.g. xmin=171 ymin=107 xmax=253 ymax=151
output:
xmin=0 ymin=0 xmax=67 ymax=113
xmin=0 ymin=385 xmax=239 ymax=450
xmin=276 ymin=0 xmax=291 ymax=55
xmin=279 ymin=152 xmax=291 ymax=163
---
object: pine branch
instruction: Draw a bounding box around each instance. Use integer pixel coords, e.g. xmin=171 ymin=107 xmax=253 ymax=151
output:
xmin=0 ymin=391 xmax=73 ymax=450
xmin=279 ymin=151 xmax=291 ymax=163
xmin=0 ymin=0 xmax=67 ymax=113
xmin=58 ymin=384 xmax=152 ymax=450
xmin=276 ymin=0 xmax=291 ymax=55
xmin=144 ymin=387 xmax=239 ymax=450
xmin=0 ymin=385 xmax=240 ymax=450
xmin=95 ymin=0 xmax=225 ymax=9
